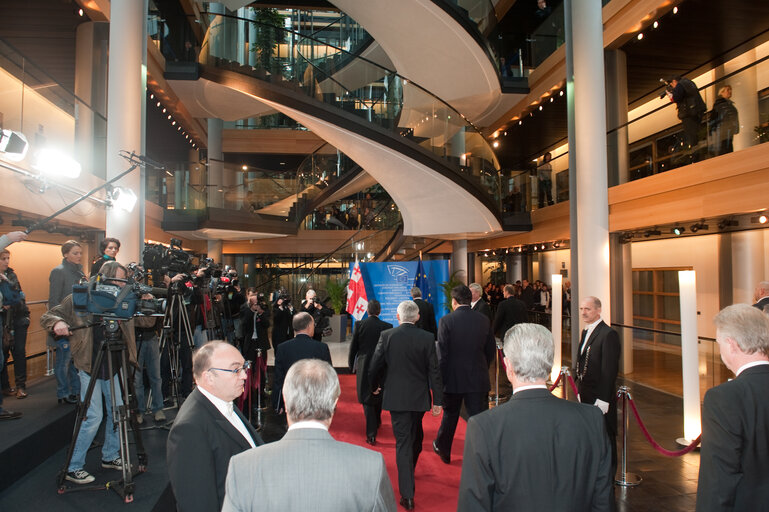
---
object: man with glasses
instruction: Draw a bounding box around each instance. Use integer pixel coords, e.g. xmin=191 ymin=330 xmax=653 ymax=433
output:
xmin=167 ymin=341 xmax=264 ymax=512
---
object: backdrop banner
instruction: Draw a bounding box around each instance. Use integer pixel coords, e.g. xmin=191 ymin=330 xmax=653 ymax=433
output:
xmin=349 ymin=260 xmax=450 ymax=327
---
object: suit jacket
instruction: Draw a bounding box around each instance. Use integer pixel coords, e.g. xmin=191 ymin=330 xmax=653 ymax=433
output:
xmin=222 ymin=428 xmax=396 ymax=512
xmin=472 ymin=298 xmax=491 ymax=320
xmin=458 ymin=388 xmax=612 ymax=511
xmin=437 ymin=306 xmax=496 ymax=394
xmin=753 ymin=296 xmax=769 ymax=312
xmin=491 ymin=296 xmax=527 ymax=338
xmin=576 ymin=321 xmax=620 ymax=435
xmin=167 ymin=388 xmax=264 ymax=512
xmin=348 ymin=315 xmax=393 ymax=403
xmin=238 ymin=304 xmax=270 ymax=360
xmin=369 ymin=323 xmax=443 ymax=411
xmin=413 ymin=298 xmax=437 ymax=339
xmin=696 ymin=364 xmax=769 ymax=511
xmin=273 ymin=333 xmax=332 ymax=409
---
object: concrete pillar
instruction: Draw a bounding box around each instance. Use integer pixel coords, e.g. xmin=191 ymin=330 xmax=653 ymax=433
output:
xmin=74 ymin=22 xmax=108 ymax=178
xmin=451 ymin=240 xmax=468 ymax=283
xmin=570 ymin=0 xmax=611 ymax=322
xmin=207 ymin=240 xmax=223 ymax=262
xmin=732 ymin=230 xmax=765 ymax=304
xmin=208 ymin=118 xmax=224 ymax=208
xmin=105 ymin=0 xmax=146 ymax=263
xmin=610 ymin=234 xmax=634 ymax=374
xmin=605 ymin=49 xmax=629 ymax=186
xmin=509 ymin=253 xmax=523 ymax=283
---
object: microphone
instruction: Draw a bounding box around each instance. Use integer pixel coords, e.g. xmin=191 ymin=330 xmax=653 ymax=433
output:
xmin=119 ymin=150 xmax=165 ymax=170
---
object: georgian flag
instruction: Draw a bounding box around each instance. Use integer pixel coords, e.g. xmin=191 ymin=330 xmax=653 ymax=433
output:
xmin=346 ymin=260 xmax=369 ymax=321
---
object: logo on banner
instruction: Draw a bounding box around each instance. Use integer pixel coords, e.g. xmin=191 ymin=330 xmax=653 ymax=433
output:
xmin=387 ymin=264 xmax=410 ymax=284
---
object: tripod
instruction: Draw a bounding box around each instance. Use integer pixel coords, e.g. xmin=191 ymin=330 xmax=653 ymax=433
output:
xmin=56 ymin=318 xmax=147 ymax=502
xmin=156 ymin=290 xmax=194 ymax=410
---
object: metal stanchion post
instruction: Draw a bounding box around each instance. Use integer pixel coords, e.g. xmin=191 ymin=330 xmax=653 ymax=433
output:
xmin=615 ymin=385 xmax=642 ymax=486
xmin=560 ymin=366 xmax=569 ymax=400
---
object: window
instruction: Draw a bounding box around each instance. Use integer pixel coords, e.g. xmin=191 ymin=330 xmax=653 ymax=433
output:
xmin=632 ymin=267 xmax=690 ymax=346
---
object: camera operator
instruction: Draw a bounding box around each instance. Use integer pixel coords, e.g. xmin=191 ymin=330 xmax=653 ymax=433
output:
xmin=300 ymin=289 xmax=333 ymax=342
xmin=271 ymin=288 xmax=294 ymax=350
xmin=40 ymin=261 xmax=155 ymax=484
xmin=130 ymin=265 xmax=165 ymax=424
xmin=239 ymin=288 xmax=270 ymax=400
xmin=159 ymin=271 xmax=196 ymax=399
xmin=222 ymin=269 xmax=245 ymax=346
xmin=190 ymin=265 xmax=215 ymax=348
xmin=664 ymin=75 xmax=707 ymax=156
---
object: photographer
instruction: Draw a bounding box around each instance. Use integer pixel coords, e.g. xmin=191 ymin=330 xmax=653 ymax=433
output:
xmin=222 ymin=269 xmax=245 ymax=345
xmin=271 ymin=288 xmax=294 ymax=350
xmin=0 ymin=249 xmax=31 ymax=400
xmin=665 ymin=75 xmax=707 ymax=155
xmin=300 ymin=289 xmax=333 ymax=342
xmin=239 ymin=288 xmax=270 ymax=398
xmin=131 ymin=266 xmax=164 ymax=424
xmin=40 ymin=261 xmax=155 ymax=484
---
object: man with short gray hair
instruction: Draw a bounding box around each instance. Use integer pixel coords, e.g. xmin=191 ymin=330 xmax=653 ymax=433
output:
xmin=753 ymin=281 xmax=769 ymax=311
xmin=696 ymin=304 xmax=769 ymax=511
xmin=223 ymin=359 xmax=396 ymax=512
xmin=469 ymin=283 xmax=490 ymax=319
xmin=458 ymin=323 xmax=612 ymax=511
xmin=369 ymin=300 xmax=443 ymax=510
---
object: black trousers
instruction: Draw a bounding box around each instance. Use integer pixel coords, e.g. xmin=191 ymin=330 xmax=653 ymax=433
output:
xmin=435 ymin=391 xmax=488 ymax=454
xmin=363 ymin=400 xmax=382 ymax=438
xmin=390 ymin=410 xmax=425 ymax=499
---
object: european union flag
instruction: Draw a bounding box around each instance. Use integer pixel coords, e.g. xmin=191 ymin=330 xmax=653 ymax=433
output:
xmin=414 ymin=258 xmax=432 ymax=303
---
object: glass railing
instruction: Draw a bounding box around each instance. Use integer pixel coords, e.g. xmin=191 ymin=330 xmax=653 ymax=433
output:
xmin=299 ymin=191 xmax=402 ymax=232
xmin=436 ymin=0 xmax=498 ymax=37
xmin=197 ymin=11 xmax=504 ymax=211
xmin=0 ymin=38 xmax=107 ymax=178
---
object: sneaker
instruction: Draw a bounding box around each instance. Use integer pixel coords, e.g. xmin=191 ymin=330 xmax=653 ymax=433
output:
xmin=0 ymin=409 xmax=22 ymax=420
xmin=66 ymin=469 xmax=95 ymax=484
xmin=154 ymin=409 xmax=166 ymax=422
xmin=101 ymin=457 xmax=123 ymax=470
xmin=135 ymin=413 xmax=144 ymax=425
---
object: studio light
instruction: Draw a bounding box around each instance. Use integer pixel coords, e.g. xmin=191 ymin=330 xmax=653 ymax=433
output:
xmin=0 ymin=129 xmax=29 ymax=162
xmin=34 ymin=148 xmax=82 ymax=179
xmin=109 ymin=186 xmax=137 ymax=212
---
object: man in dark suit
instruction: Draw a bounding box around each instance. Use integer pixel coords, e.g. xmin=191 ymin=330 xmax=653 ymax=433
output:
xmin=411 ymin=286 xmax=437 ymax=339
xmin=458 ymin=323 xmax=612 ymax=511
xmin=752 ymin=281 xmax=769 ymax=312
xmin=369 ymin=300 xmax=443 ymax=511
xmin=469 ymin=283 xmax=491 ymax=319
xmin=519 ymin=279 xmax=535 ymax=310
xmin=273 ymin=312 xmax=332 ymax=412
xmin=696 ymin=304 xmax=769 ymax=511
xmin=167 ymin=341 xmax=264 ymax=512
xmin=300 ymin=289 xmax=333 ymax=341
xmin=575 ymin=296 xmax=620 ymax=476
xmin=348 ymin=300 xmax=393 ymax=445
xmin=491 ymin=284 xmax=528 ymax=338
xmin=433 ymin=285 xmax=496 ymax=464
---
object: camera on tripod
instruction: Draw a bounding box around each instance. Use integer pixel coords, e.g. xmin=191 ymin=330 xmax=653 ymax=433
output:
xmin=71 ymin=275 xmax=166 ymax=319
xmin=142 ymin=238 xmax=195 ymax=282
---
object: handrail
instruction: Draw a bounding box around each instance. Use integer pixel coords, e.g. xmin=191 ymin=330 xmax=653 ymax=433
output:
xmin=612 ymin=322 xmax=716 ymax=342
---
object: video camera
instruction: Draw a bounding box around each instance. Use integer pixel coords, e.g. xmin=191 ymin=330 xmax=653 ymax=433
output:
xmin=72 ymin=275 xmax=166 ymax=320
xmin=142 ymin=238 xmax=195 ymax=279
xmin=272 ymin=288 xmax=291 ymax=306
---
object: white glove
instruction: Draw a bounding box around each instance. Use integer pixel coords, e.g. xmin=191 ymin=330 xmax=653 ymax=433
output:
xmin=594 ymin=399 xmax=609 ymax=415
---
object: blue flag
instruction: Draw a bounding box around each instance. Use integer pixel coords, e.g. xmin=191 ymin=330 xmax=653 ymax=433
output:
xmin=414 ymin=257 xmax=432 ymax=303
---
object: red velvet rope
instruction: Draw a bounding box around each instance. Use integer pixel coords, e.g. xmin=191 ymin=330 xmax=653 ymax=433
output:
xmin=497 ymin=348 xmax=506 ymax=371
xmin=626 ymin=395 xmax=701 ymax=457
xmin=566 ymin=374 xmax=580 ymax=397
xmin=237 ymin=353 xmax=266 ymax=410
xmin=548 ymin=373 xmax=562 ymax=392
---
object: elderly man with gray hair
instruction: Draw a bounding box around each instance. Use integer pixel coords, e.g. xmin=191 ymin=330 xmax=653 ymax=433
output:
xmin=458 ymin=323 xmax=612 ymax=511
xmin=223 ymin=359 xmax=396 ymax=512
xmin=696 ymin=304 xmax=769 ymax=511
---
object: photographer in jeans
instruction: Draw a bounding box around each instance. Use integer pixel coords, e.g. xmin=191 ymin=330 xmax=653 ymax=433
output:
xmin=0 ymin=249 xmax=31 ymax=399
xmin=300 ymin=289 xmax=333 ymax=342
xmin=40 ymin=261 xmax=155 ymax=484
xmin=48 ymin=240 xmax=86 ymax=404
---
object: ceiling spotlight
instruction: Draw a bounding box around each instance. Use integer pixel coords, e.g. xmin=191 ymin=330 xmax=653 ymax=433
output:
xmin=167 ymin=115 xmax=172 ymax=120
xmin=653 ymin=21 xmax=659 ymax=29
xmin=540 ymin=244 xmax=546 ymax=250
xmin=553 ymin=241 xmax=561 ymax=248
xmin=717 ymin=218 xmax=739 ymax=230
xmin=172 ymin=121 xmax=176 ymax=126
xmin=637 ymin=33 xmax=644 ymax=40
xmin=493 ymin=140 xmax=499 ymax=148
xmin=550 ymin=97 xmax=554 ymax=102
xmin=156 ymin=101 xmax=161 ymax=107
xmin=538 ymin=105 xmax=543 ymax=111
xmin=752 ymin=215 xmax=768 ymax=224
xmin=672 ymin=226 xmax=685 ymax=236
xmin=620 ymin=232 xmax=633 ymax=243
xmin=690 ymin=222 xmax=708 ymax=233
xmin=672 ymin=6 xmax=678 ymax=14
xmin=644 ymin=229 xmax=662 ymax=238
xmin=518 ymin=120 xmax=522 ymax=126
xmin=150 ymin=93 xmax=154 ymax=99
xmin=241 ymin=165 xmax=248 ymax=171
xmin=559 ymin=90 xmax=564 ymax=96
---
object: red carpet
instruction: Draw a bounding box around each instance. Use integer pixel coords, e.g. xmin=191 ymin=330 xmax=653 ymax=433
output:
xmin=329 ymin=374 xmax=465 ymax=511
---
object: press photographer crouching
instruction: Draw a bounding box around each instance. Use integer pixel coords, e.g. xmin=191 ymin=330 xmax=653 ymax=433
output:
xmin=40 ymin=261 xmax=156 ymax=484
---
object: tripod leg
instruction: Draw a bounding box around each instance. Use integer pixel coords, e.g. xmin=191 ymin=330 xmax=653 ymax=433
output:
xmin=103 ymin=338 xmax=134 ymax=501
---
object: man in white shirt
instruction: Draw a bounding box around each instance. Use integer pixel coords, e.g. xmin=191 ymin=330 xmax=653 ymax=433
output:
xmin=223 ymin=359 xmax=396 ymax=512
xmin=167 ymin=341 xmax=263 ymax=512
xmin=697 ymin=304 xmax=769 ymax=511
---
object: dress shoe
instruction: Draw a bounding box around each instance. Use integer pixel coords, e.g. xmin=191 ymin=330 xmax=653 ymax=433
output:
xmin=2 ymin=387 xmax=16 ymax=397
xmin=0 ymin=409 xmax=22 ymax=420
xmin=399 ymin=497 xmax=415 ymax=510
xmin=15 ymin=388 xmax=27 ymax=399
xmin=366 ymin=436 xmax=376 ymax=446
xmin=432 ymin=440 xmax=450 ymax=464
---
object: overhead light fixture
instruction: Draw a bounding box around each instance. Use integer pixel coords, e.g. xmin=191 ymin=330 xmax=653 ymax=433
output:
xmin=34 ymin=148 xmax=82 ymax=179
xmin=672 ymin=226 xmax=685 ymax=236
xmin=0 ymin=129 xmax=29 ymax=162
xmin=717 ymin=218 xmax=739 ymax=230
xmin=637 ymin=33 xmax=644 ymax=41
xmin=653 ymin=21 xmax=659 ymax=29
xmin=673 ymin=6 xmax=678 ymax=14
xmin=620 ymin=232 xmax=633 ymax=243
xmin=492 ymin=140 xmax=499 ymax=148
xmin=689 ymin=222 xmax=708 ymax=233
xmin=751 ymin=214 xmax=768 ymax=224
xmin=644 ymin=229 xmax=662 ymax=238
xmin=108 ymin=186 xmax=137 ymax=212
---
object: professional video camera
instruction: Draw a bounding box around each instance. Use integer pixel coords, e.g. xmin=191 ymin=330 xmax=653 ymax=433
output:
xmin=142 ymin=238 xmax=195 ymax=279
xmin=272 ymin=288 xmax=291 ymax=306
xmin=72 ymin=275 xmax=166 ymax=319
xmin=659 ymin=78 xmax=674 ymax=99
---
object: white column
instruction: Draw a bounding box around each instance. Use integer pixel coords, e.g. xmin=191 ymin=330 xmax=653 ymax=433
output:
xmin=732 ymin=230 xmax=765 ymax=304
xmin=105 ymin=0 xmax=145 ymax=264
xmin=678 ymin=270 xmax=701 ymax=442
xmin=540 ymin=251 xmax=557 ymax=286
xmin=551 ymin=274 xmax=563 ymax=382
xmin=208 ymin=118 xmax=224 ymax=208
xmin=208 ymin=240 xmax=223 ymax=262
xmin=473 ymin=253 xmax=483 ymax=284
xmin=451 ymin=240 xmax=468 ymax=283
xmin=74 ymin=21 xmax=108 ymax=178
xmin=571 ymin=0 xmax=611 ymax=321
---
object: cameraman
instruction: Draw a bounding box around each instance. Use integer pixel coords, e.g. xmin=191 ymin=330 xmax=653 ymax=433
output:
xmin=666 ymin=75 xmax=707 ymax=154
xmin=300 ymin=289 xmax=333 ymax=342
xmin=40 ymin=261 xmax=155 ymax=484
xmin=131 ymin=266 xmax=164 ymax=424
xmin=222 ymin=269 xmax=245 ymax=345
xmin=239 ymin=288 xmax=270 ymax=397
xmin=271 ymin=288 xmax=294 ymax=350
